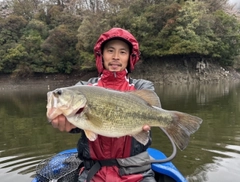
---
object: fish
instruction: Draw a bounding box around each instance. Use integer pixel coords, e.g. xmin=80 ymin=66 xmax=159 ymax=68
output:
xmin=46 ymin=85 xmax=202 ymax=150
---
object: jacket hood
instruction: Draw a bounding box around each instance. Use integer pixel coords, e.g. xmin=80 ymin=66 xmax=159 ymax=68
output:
xmin=94 ymin=28 xmax=140 ymax=74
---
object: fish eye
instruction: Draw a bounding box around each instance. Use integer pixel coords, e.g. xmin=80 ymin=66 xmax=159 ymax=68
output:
xmin=56 ymin=89 xmax=62 ymax=95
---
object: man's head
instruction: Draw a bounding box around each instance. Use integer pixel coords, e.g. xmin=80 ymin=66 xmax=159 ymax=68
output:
xmin=102 ymin=39 xmax=130 ymax=72
xmin=94 ymin=28 xmax=140 ymax=74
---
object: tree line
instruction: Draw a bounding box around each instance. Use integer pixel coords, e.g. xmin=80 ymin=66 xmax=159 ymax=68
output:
xmin=0 ymin=0 xmax=240 ymax=77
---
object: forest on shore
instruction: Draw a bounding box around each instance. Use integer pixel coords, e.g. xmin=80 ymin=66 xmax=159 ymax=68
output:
xmin=0 ymin=0 xmax=240 ymax=79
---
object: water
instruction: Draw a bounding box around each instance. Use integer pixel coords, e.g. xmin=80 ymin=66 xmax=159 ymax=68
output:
xmin=152 ymin=82 xmax=240 ymax=182
xmin=0 ymin=81 xmax=240 ymax=182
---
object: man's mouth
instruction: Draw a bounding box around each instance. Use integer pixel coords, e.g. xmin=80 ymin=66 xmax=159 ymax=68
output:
xmin=109 ymin=63 xmax=122 ymax=69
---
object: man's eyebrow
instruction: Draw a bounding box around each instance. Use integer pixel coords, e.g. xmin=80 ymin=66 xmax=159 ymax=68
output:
xmin=106 ymin=46 xmax=128 ymax=50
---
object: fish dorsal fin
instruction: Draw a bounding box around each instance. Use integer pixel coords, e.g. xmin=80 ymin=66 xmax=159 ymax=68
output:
xmin=129 ymin=89 xmax=161 ymax=107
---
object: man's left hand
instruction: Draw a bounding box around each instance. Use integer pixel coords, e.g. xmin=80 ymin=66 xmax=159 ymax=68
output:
xmin=142 ymin=125 xmax=150 ymax=131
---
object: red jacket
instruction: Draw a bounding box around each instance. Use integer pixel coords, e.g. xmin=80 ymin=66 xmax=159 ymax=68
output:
xmin=75 ymin=69 xmax=155 ymax=182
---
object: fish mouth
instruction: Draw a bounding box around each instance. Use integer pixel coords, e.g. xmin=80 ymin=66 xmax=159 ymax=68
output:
xmin=47 ymin=105 xmax=86 ymax=120
xmin=46 ymin=89 xmax=87 ymax=120
xmin=46 ymin=107 xmax=62 ymax=120
xmin=46 ymin=92 xmax=62 ymax=120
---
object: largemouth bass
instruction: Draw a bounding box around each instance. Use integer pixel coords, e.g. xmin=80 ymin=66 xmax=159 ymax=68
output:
xmin=47 ymin=85 xmax=202 ymax=150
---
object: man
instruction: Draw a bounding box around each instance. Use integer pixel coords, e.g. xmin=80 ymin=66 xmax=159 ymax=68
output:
xmin=51 ymin=28 xmax=157 ymax=182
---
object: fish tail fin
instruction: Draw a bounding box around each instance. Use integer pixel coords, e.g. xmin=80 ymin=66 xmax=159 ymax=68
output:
xmin=162 ymin=111 xmax=202 ymax=151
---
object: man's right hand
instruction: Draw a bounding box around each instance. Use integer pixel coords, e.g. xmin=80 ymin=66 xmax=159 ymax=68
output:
xmin=51 ymin=114 xmax=76 ymax=132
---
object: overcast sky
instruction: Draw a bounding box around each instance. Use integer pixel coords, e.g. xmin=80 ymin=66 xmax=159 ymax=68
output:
xmin=229 ymin=0 xmax=240 ymax=5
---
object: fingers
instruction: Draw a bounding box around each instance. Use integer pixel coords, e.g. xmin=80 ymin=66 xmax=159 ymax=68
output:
xmin=51 ymin=115 xmax=62 ymax=129
xmin=57 ymin=115 xmax=67 ymax=131
xmin=142 ymin=125 xmax=151 ymax=131
xmin=65 ymin=122 xmax=76 ymax=132
xmin=51 ymin=114 xmax=76 ymax=132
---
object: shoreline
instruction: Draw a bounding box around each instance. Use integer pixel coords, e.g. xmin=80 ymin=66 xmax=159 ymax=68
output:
xmin=0 ymin=71 xmax=98 ymax=90
xmin=1 ymin=60 xmax=240 ymax=90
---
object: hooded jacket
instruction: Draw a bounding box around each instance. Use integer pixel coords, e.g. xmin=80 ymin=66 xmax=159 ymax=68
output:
xmin=94 ymin=27 xmax=140 ymax=74
xmin=75 ymin=28 xmax=156 ymax=182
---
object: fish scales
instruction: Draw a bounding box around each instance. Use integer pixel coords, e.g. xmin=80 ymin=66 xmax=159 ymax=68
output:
xmin=81 ymin=88 xmax=169 ymax=130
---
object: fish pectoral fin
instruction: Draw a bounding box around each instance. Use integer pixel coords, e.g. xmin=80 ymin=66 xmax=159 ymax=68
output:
xmin=132 ymin=130 xmax=150 ymax=146
xmin=84 ymin=130 xmax=98 ymax=141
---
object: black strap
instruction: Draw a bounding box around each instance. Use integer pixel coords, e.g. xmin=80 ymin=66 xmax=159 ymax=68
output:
xmin=73 ymin=161 xmax=84 ymax=182
xmin=86 ymin=159 xmax=119 ymax=182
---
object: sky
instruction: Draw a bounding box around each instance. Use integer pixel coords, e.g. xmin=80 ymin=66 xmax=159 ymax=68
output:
xmin=229 ymin=0 xmax=240 ymax=5
xmin=228 ymin=0 xmax=240 ymax=9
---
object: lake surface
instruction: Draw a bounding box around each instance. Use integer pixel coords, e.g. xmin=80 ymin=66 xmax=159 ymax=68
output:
xmin=0 ymin=81 xmax=240 ymax=182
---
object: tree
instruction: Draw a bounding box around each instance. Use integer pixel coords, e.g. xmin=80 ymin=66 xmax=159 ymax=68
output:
xmin=9 ymin=0 xmax=41 ymax=20
xmin=211 ymin=10 xmax=240 ymax=65
xmin=41 ymin=24 xmax=79 ymax=73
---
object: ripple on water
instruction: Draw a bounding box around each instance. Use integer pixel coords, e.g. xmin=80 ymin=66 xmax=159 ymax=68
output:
xmin=0 ymin=154 xmax=51 ymax=182
xmin=186 ymin=144 xmax=240 ymax=182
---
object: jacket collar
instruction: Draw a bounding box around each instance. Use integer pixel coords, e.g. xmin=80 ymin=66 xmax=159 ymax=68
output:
xmin=100 ymin=69 xmax=128 ymax=80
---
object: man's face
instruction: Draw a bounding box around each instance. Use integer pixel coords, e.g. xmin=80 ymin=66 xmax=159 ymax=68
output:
xmin=102 ymin=39 xmax=130 ymax=72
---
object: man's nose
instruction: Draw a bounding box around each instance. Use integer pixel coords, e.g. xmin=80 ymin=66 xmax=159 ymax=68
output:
xmin=113 ymin=52 xmax=120 ymax=59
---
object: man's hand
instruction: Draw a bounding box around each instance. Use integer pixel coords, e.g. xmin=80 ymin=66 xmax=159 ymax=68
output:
xmin=51 ymin=114 xmax=76 ymax=132
xmin=142 ymin=125 xmax=150 ymax=131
